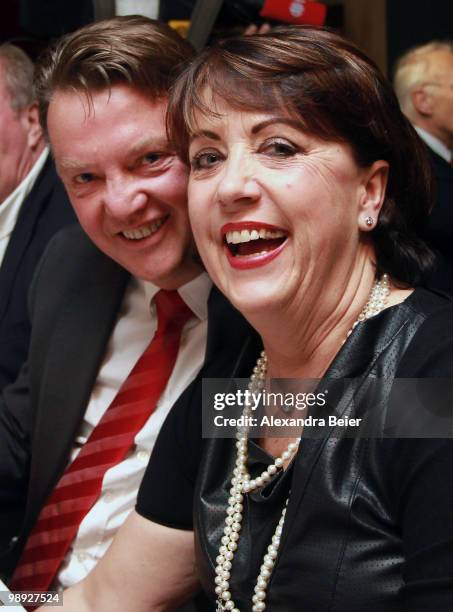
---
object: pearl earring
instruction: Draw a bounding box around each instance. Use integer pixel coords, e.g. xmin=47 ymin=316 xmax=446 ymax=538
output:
xmin=365 ymin=216 xmax=374 ymax=227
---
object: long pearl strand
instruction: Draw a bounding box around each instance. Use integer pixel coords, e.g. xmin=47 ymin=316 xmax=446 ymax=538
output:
xmin=347 ymin=273 xmax=390 ymax=337
xmin=215 ymin=275 xmax=390 ymax=612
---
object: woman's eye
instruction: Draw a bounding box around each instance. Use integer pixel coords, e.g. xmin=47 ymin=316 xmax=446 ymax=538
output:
xmin=262 ymin=139 xmax=298 ymax=157
xmin=191 ymin=151 xmax=221 ymax=170
xmin=74 ymin=173 xmax=94 ymax=184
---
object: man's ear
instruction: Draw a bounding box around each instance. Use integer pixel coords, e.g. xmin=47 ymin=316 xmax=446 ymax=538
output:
xmin=411 ymin=87 xmax=434 ymax=117
xmin=358 ymin=160 xmax=389 ymax=232
xmin=21 ymin=102 xmax=43 ymax=150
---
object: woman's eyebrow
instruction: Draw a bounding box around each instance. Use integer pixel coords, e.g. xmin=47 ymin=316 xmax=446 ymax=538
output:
xmin=251 ymin=118 xmax=302 ymax=134
xmin=189 ymin=118 xmax=303 ymax=143
xmin=190 ymin=129 xmax=220 ymax=142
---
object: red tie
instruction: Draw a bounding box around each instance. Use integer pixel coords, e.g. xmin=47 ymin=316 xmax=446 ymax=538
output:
xmin=11 ymin=290 xmax=192 ymax=594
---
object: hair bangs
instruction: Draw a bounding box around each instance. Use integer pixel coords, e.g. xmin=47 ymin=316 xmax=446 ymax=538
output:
xmin=168 ymin=52 xmax=309 ymax=162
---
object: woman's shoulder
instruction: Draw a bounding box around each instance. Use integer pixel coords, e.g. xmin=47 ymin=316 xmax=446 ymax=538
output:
xmin=397 ymin=287 xmax=453 ymax=377
xmin=404 ymin=286 xmax=453 ymax=321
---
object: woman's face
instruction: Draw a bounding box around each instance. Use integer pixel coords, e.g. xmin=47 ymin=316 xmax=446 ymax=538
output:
xmin=188 ymin=99 xmax=387 ymax=317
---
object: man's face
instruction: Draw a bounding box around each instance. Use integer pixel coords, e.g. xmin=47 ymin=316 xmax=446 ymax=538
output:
xmin=423 ymin=51 xmax=453 ymax=149
xmin=0 ymin=63 xmax=34 ymax=203
xmin=47 ymin=85 xmax=202 ymax=288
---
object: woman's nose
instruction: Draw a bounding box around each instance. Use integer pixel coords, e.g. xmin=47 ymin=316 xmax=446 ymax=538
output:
xmin=216 ymin=155 xmax=261 ymax=210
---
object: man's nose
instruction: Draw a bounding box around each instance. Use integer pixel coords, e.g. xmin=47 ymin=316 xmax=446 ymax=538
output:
xmin=103 ymin=175 xmax=148 ymax=220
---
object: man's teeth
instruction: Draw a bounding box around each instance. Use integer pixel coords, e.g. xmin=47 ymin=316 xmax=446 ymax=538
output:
xmin=122 ymin=218 xmax=165 ymax=240
xmin=225 ymin=228 xmax=286 ymax=245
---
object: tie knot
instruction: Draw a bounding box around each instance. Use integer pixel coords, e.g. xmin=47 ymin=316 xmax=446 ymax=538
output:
xmin=153 ymin=289 xmax=193 ymax=334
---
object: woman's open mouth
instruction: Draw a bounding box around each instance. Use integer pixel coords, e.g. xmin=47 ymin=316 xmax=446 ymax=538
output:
xmin=221 ymin=222 xmax=288 ymax=269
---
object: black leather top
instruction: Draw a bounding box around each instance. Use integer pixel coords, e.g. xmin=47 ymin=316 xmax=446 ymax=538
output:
xmin=138 ymin=288 xmax=453 ymax=610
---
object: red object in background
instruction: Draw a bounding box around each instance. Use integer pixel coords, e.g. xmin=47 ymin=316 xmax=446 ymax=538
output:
xmin=260 ymin=0 xmax=327 ymax=26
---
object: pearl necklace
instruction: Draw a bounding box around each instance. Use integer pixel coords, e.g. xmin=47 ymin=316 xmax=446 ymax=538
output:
xmin=215 ymin=275 xmax=390 ymax=612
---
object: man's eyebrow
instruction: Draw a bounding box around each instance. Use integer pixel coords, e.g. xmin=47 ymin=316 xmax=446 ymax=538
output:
xmin=127 ymin=136 xmax=170 ymax=156
xmin=57 ymin=137 xmax=171 ymax=172
xmin=58 ymin=158 xmax=87 ymax=171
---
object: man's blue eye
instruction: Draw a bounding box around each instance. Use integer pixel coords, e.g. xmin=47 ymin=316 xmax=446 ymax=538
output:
xmin=144 ymin=153 xmax=161 ymax=164
xmin=75 ymin=173 xmax=93 ymax=184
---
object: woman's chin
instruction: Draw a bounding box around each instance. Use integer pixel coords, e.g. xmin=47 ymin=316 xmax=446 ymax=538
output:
xmin=206 ymin=255 xmax=294 ymax=320
xmin=225 ymin=282 xmax=286 ymax=320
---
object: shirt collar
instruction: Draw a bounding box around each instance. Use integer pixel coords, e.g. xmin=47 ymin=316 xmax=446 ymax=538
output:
xmin=414 ymin=126 xmax=452 ymax=163
xmin=0 ymin=147 xmax=49 ymax=239
xmin=141 ymin=271 xmax=212 ymax=321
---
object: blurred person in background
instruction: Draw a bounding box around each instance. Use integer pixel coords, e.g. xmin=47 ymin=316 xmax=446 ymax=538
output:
xmin=395 ymin=42 xmax=453 ymax=294
xmin=0 ymin=44 xmax=75 ymax=390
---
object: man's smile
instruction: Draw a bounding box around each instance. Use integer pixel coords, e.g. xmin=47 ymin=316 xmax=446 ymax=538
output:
xmin=120 ymin=215 xmax=170 ymax=241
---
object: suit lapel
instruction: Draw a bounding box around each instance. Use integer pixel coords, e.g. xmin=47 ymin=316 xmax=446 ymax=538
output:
xmin=26 ymin=255 xmax=129 ymax=525
xmin=27 ymin=285 xmax=256 ymax=529
xmin=428 ymin=148 xmax=453 ymax=182
xmin=0 ymin=158 xmax=54 ymax=322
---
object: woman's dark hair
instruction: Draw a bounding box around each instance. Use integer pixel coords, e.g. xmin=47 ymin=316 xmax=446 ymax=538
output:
xmin=167 ymin=26 xmax=435 ymax=286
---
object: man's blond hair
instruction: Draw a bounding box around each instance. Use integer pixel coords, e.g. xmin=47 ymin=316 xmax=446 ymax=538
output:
xmin=35 ymin=15 xmax=195 ymax=136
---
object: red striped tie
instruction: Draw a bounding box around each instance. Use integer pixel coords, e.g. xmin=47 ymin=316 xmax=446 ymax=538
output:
xmin=11 ymin=290 xmax=192 ymax=594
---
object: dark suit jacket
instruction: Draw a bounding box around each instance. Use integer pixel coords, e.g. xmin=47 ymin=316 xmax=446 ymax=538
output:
xmin=0 ymin=224 xmax=257 ymax=579
xmin=424 ymin=148 xmax=453 ymax=294
xmin=0 ymin=155 xmax=77 ymax=390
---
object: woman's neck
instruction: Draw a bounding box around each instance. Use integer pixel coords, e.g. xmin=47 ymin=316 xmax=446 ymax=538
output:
xmin=247 ymin=263 xmax=407 ymax=380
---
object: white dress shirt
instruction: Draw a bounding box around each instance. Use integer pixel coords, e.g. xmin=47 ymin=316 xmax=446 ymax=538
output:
xmin=55 ymin=272 xmax=211 ymax=588
xmin=414 ymin=126 xmax=452 ymax=163
xmin=115 ymin=0 xmax=159 ymax=18
xmin=0 ymin=148 xmax=49 ymax=267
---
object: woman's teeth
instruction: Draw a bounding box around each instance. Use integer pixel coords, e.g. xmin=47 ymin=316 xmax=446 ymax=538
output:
xmin=224 ymin=227 xmax=287 ymax=257
xmin=225 ymin=228 xmax=286 ymax=245
xmin=122 ymin=217 xmax=165 ymax=240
